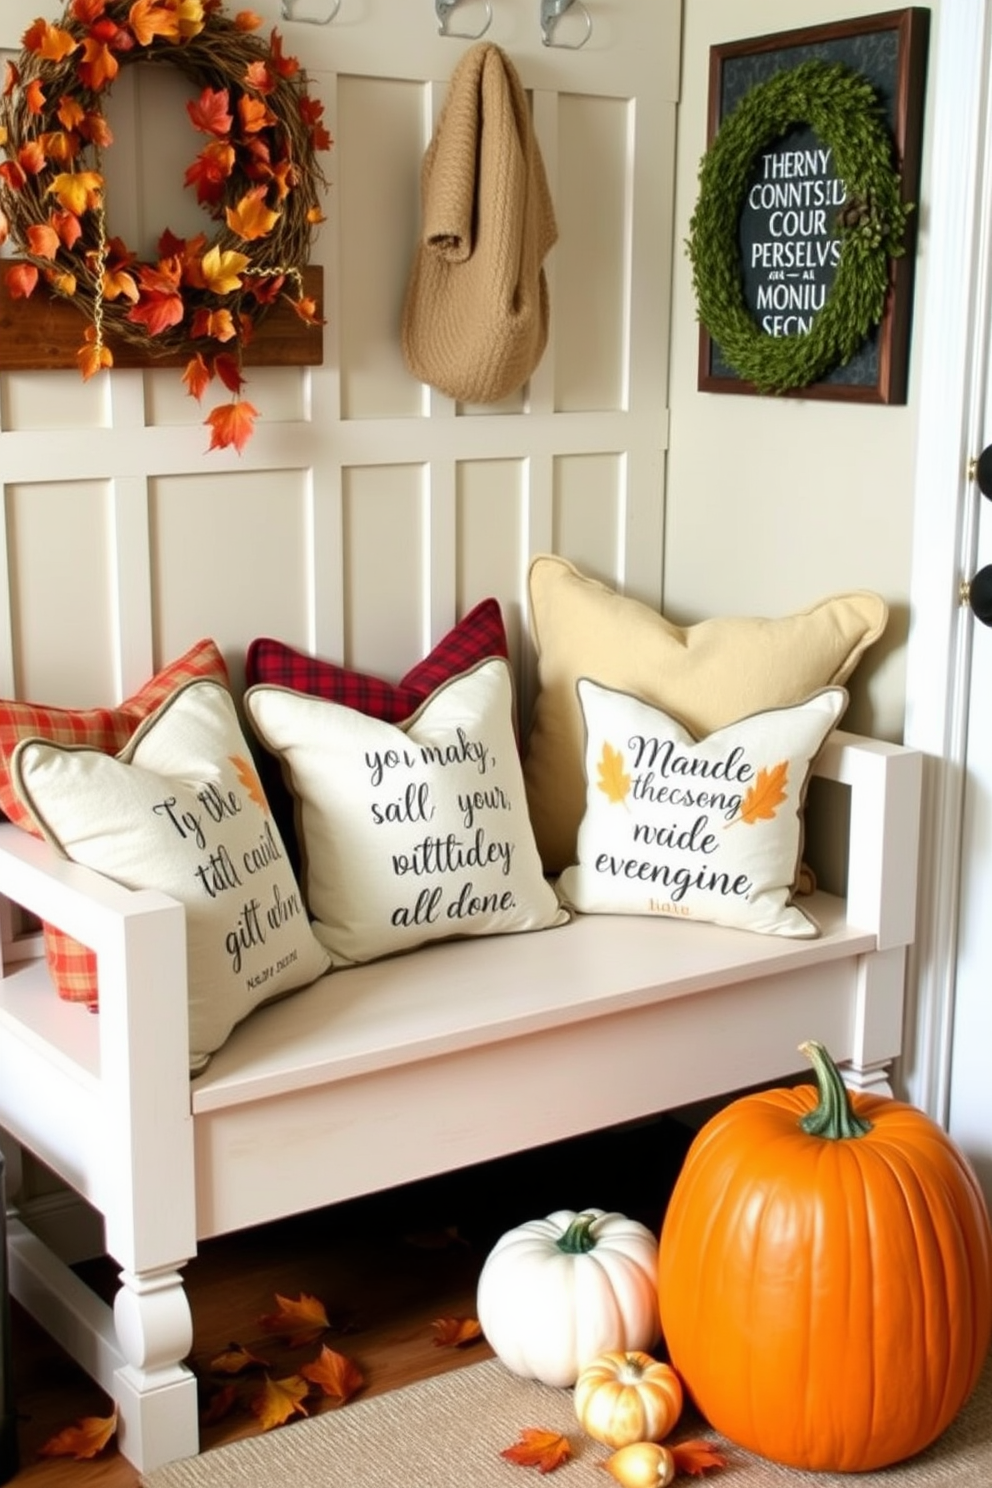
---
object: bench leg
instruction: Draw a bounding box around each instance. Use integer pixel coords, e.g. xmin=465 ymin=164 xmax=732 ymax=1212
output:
xmin=113 ymin=1267 xmax=199 ymax=1470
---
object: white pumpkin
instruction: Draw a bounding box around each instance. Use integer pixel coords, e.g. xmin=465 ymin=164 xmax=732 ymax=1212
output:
xmin=476 ymin=1208 xmax=660 ymax=1387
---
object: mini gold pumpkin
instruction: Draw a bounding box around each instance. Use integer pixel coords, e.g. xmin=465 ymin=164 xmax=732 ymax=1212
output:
xmin=573 ymin=1349 xmax=682 ymax=1449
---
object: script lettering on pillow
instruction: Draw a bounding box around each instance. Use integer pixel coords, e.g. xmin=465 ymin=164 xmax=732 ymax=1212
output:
xmin=557 ymin=682 xmax=847 ymax=937
xmin=246 ymin=657 xmax=568 ymax=967
xmin=12 ymin=679 xmax=330 ymax=1070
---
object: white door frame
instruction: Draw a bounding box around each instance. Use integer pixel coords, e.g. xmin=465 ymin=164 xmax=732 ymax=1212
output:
xmin=903 ymin=0 xmax=992 ymax=1119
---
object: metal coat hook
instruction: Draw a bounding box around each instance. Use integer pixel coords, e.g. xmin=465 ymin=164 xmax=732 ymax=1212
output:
xmin=436 ymin=0 xmax=493 ymax=40
xmin=280 ymin=0 xmax=341 ymax=24
xmin=540 ymin=0 xmax=591 ymax=49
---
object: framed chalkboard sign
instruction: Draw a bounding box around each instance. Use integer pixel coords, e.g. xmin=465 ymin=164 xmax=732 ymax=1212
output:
xmin=695 ymin=9 xmax=930 ymax=404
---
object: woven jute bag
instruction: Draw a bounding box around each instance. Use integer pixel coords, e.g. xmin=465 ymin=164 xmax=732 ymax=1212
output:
xmin=401 ymin=43 xmax=558 ymax=404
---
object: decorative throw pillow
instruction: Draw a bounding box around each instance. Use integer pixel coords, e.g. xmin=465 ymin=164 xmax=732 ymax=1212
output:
xmin=245 ymin=657 xmax=569 ymax=967
xmin=245 ymin=596 xmax=509 ymax=721
xmin=246 ymin=598 xmax=511 ymax=873
xmin=11 ymin=679 xmax=331 ymax=1071
xmin=0 ymin=637 xmax=231 ymax=1005
xmin=557 ymin=682 xmax=847 ymax=937
xmin=524 ymin=555 xmax=888 ymax=873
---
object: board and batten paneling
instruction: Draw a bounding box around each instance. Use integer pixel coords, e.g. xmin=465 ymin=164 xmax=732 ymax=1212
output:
xmin=0 ymin=0 xmax=679 ymax=726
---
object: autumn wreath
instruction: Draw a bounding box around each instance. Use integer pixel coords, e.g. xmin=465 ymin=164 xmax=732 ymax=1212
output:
xmin=0 ymin=0 xmax=331 ymax=451
xmin=688 ymin=60 xmax=911 ymax=394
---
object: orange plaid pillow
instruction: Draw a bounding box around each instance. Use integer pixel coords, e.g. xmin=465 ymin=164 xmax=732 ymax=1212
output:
xmin=0 ymin=638 xmax=230 ymax=1005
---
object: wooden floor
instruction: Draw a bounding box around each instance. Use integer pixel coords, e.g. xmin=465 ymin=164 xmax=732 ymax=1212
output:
xmin=5 ymin=1115 xmax=693 ymax=1486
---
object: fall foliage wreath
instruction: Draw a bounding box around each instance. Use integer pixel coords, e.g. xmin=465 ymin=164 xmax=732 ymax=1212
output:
xmin=0 ymin=0 xmax=331 ymax=451
xmin=688 ymin=60 xmax=911 ymax=394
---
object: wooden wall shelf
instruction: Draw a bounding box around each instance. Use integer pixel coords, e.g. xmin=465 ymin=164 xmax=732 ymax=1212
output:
xmin=0 ymin=265 xmax=323 ymax=371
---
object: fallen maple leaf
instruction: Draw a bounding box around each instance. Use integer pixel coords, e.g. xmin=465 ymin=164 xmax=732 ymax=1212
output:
xmin=501 ymin=1427 xmax=572 ymax=1473
xmin=299 ymin=1345 xmax=365 ymax=1402
xmin=431 ymin=1316 xmax=483 ymax=1347
xmin=670 ymin=1440 xmax=729 ymax=1476
xmin=39 ymin=1408 xmax=118 ymax=1460
xmin=597 ymin=742 xmax=631 ymax=805
xmin=250 ymin=1374 xmax=310 ymax=1431
xmin=733 ymin=760 xmax=789 ymax=826
xmin=259 ymin=1291 xmax=330 ymax=1347
xmin=210 ymin=1342 xmax=270 ymax=1374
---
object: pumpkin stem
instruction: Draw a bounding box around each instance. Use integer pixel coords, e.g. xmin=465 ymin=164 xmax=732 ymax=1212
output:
xmin=556 ymin=1212 xmax=600 ymax=1253
xmin=798 ymin=1040 xmax=873 ymax=1140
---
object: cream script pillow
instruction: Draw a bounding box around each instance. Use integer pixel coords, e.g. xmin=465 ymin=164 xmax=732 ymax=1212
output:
xmin=11 ymin=679 xmax=331 ymax=1071
xmin=557 ymin=682 xmax=847 ymax=937
xmin=245 ymin=658 xmax=569 ymax=966
xmin=524 ymin=555 xmax=887 ymax=873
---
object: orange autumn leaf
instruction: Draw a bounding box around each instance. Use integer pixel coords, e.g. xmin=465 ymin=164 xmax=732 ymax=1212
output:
xmin=177 ymin=0 xmax=207 ymax=39
xmin=210 ymin=1341 xmax=270 ymax=1374
xmin=191 ymin=307 xmax=237 ymax=342
xmin=226 ymin=186 xmax=281 ymax=242
xmin=5 ymin=262 xmax=38 ymax=299
xmin=26 ymin=222 xmax=60 ymax=259
xmin=129 ymin=0 xmax=182 ymax=46
xmin=183 ymin=352 xmax=213 ymax=400
xmin=22 ymin=19 xmax=80 ymax=63
xmin=46 ymin=268 xmax=77 ymax=296
xmin=250 ymin=1374 xmax=310 ymax=1431
xmin=500 ymin=1427 xmax=572 ymax=1473
xmin=39 ymin=1409 xmax=118 ymax=1460
xmin=76 ymin=330 xmax=113 ymax=380
xmin=245 ymin=59 xmax=276 ymax=96
xmin=670 ymin=1440 xmax=729 ymax=1476
xmin=239 ymin=94 xmax=275 ymax=135
xmin=188 ymin=86 xmax=233 ymax=138
xmin=597 ymin=742 xmax=631 ymax=805
xmin=291 ymin=294 xmax=325 ymax=327
xmin=299 ymin=1345 xmax=365 ymax=1403
xmin=259 ymin=1291 xmax=330 ymax=1347
xmin=25 ymin=77 xmax=47 ymax=115
xmin=200 ymin=244 xmax=249 ymax=294
xmin=47 ymin=170 xmax=103 ymax=215
xmin=268 ymin=28 xmax=301 ymax=81
xmin=734 ymin=760 xmax=789 ymax=826
xmin=206 ymin=399 xmax=258 ymax=454
xmin=234 ymin=10 xmax=264 ymax=30
xmin=78 ymin=37 xmax=119 ymax=91
xmin=432 ymin=1316 xmax=483 ymax=1347
xmin=230 ymin=755 xmax=267 ymax=810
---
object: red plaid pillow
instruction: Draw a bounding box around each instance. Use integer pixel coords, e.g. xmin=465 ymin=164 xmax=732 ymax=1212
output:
xmin=245 ymin=597 xmax=509 ymax=717
xmin=246 ymin=600 xmax=510 ymax=873
xmin=1 ymin=639 xmax=230 ymax=1004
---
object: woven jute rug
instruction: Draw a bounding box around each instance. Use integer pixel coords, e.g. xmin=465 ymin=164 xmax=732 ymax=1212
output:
xmin=141 ymin=1349 xmax=992 ymax=1488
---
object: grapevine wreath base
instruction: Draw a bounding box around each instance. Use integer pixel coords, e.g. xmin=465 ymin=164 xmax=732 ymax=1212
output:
xmin=0 ymin=0 xmax=331 ymax=451
xmin=688 ymin=59 xmax=911 ymax=395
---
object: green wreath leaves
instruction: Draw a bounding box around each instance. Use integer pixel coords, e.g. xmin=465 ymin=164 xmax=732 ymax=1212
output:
xmin=688 ymin=60 xmax=911 ymax=393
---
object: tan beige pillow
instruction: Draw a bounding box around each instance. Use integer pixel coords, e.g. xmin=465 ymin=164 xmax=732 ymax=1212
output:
xmin=523 ymin=555 xmax=888 ymax=873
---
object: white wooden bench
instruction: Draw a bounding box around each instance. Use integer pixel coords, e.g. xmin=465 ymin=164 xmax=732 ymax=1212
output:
xmin=0 ymin=727 xmax=921 ymax=1473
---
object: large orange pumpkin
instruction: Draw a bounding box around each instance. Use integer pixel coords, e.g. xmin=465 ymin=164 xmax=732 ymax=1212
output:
xmin=657 ymin=1041 xmax=992 ymax=1472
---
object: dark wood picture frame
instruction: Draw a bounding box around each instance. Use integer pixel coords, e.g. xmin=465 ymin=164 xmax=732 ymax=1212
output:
xmin=697 ymin=8 xmax=930 ymax=404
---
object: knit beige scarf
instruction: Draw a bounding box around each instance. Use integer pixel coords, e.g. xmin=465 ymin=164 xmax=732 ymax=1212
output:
xmin=401 ymin=43 xmax=558 ymax=404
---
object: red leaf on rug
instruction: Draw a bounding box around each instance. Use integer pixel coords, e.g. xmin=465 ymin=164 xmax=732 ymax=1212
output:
xmin=259 ymin=1291 xmax=331 ymax=1347
xmin=38 ymin=1408 xmax=118 ymax=1460
xmin=432 ymin=1316 xmax=483 ymax=1347
xmin=250 ymin=1374 xmax=310 ymax=1430
xmin=299 ymin=1344 xmax=365 ymax=1403
xmin=670 ymin=1440 xmax=729 ymax=1476
xmin=500 ymin=1427 xmax=573 ymax=1473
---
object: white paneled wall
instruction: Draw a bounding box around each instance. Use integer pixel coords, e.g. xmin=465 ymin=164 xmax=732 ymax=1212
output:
xmin=0 ymin=0 xmax=679 ymax=727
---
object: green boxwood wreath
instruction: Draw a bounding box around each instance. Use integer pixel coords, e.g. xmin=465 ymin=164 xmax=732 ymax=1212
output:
xmin=688 ymin=59 xmax=912 ymax=393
